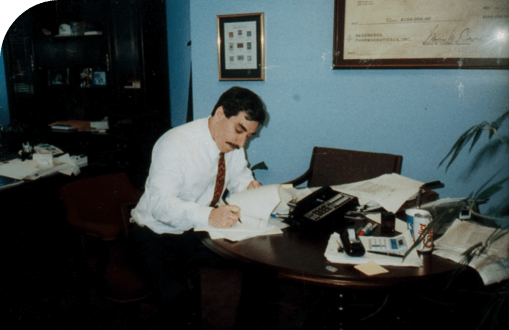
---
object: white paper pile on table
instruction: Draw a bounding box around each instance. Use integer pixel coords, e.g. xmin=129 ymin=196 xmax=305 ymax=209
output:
xmin=0 ymin=153 xmax=82 ymax=181
xmin=433 ymin=219 xmax=509 ymax=286
xmin=195 ymin=184 xmax=290 ymax=241
xmin=332 ymin=173 xmax=424 ymax=214
xmin=324 ymin=230 xmax=422 ymax=267
xmin=0 ymin=159 xmax=39 ymax=180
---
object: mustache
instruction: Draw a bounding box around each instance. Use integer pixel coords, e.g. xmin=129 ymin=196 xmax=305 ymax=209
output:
xmin=227 ymin=142 xmax=240 ymax=150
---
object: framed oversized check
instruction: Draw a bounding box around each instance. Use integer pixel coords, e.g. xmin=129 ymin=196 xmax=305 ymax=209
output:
xmin=333 ymin=0 xmax=509 ymax=69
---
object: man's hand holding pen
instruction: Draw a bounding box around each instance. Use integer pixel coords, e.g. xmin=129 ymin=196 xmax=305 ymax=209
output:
xmin=209 ymin=205 xmax=241 ymax=228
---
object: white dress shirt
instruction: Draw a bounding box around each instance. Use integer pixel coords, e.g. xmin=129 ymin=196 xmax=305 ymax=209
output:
xmin=131 ymin=117 xmax=255 ymax=234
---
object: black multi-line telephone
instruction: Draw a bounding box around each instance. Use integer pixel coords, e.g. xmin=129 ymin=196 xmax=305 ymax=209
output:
xmin=288 ymin=186 xmax=358 ymax=232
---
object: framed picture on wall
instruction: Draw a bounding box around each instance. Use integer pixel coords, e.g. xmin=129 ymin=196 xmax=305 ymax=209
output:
xmin=48 ymin=68 xmax=70 ymax=86
xmin=333 ymin=0 xmax=509 ymax=69
xmin=217 ymin=13 xmax=265 ymax=80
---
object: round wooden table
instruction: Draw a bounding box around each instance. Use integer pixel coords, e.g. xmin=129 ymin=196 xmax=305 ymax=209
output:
xmin=200 ymin=221 xmax=490 ymax=329
xmin=200 ymin=223 xmax=483 ymax=289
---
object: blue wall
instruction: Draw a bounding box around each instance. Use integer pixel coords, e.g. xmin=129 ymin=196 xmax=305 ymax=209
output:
xmin=167 ymin=0 xmax=191 ymax=127
xmin=190 ymin=0 xmax=509 ymax=214
xmin=1 ymin=1 xmax=508 ymax=214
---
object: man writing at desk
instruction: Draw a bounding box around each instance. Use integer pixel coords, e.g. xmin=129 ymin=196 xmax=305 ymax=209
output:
xmin=130 ymin=86 xmax=267 ymax=325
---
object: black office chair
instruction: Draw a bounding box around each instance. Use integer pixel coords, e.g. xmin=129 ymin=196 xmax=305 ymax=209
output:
xmin=60 ymin=172 xmax=151 ymax=303
xmin=286 ymin=146 xmax=403 ymax=187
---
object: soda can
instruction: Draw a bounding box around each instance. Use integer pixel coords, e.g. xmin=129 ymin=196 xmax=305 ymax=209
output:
xmin=405 ymin=208 xmax=433 ymax=252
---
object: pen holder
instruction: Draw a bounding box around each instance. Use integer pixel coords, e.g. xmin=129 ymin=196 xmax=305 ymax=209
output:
xmin=381 ymin=212 xmax=395 ymax=233
xmin=21 ymin=150 xmax=34 ymax=161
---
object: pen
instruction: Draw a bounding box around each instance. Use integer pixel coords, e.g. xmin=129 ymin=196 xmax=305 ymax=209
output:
xmin=364 ymin=223 xmax=378 ymax=236
xmin=358 ymin=223 xmax=373 ymax=236
xmin=368 ymin=250 xmax=404 ymax=258
xmin=223 ymin=199 xmax=242 ymax=223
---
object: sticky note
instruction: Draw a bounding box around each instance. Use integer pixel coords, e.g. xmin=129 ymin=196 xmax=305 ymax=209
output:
xmin=354 ymin=261 xmax=389 ymax=276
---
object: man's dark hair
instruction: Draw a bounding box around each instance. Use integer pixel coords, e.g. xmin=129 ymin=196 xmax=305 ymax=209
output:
xmin=211 ymin=86 xmax=266 ymax=124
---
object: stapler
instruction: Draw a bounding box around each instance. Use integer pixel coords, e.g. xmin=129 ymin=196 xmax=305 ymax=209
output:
xmin=340 ymin=227 xmax=366 ymax=257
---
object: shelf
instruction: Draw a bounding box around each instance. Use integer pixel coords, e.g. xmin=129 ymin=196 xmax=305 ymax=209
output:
xmin=52 ymin=33 xmax=104 ymax=39
xmin=45 ymin=34 xmax=107 ymax=42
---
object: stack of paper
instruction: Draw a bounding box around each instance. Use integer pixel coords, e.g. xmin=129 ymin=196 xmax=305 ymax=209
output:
xmin=433 ymin=219 xmax=509 ymax=285
xmin=324 ymin=230 xmax=422 ymax=267
xmin=0 ymin=159 xmax=39 ymax=179
xmin=272 ymin=186 xmax=315 ymax=217
xmin=0 ymin=154 xmax=81 ymax=181
xmin=332 ymin=173 xmax=424 ymax=213
xmin=195 ymin=184 xmax=288 ymax=241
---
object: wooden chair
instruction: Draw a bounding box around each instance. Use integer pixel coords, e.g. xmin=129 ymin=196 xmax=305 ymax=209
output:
xmin=287 ymin=146 xmax=403 ymax=187
xmin=60 ymin=172 xmax=151 ymax=303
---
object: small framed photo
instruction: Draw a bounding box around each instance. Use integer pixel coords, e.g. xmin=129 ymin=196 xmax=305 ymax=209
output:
xmin=48 ymin=68 xmax=69 ymax=86
xmin=217 ymin=13 xmax=265 ymax=81
xmin=93 ymin=71 xmax=107 ymax=86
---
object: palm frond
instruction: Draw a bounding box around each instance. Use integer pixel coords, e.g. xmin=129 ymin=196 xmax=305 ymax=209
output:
xmin=439 ymin=126 xmax=477 ymax=171
xmin=494 ymin=109 xmax=509 ymax=129
xmin=476 ymin=176 xmax=509 ymax=201
xmin=461 ymin=136 xmax=508 ymax=178
xmin=469 ymin=124 xmax=484 ymax=152
xmin=439 ymin=109 xmax=509 ymax=171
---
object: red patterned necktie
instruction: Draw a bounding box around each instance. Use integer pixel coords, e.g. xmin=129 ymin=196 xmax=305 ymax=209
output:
xmin=209 ymin=152 xmax=225 ymax=207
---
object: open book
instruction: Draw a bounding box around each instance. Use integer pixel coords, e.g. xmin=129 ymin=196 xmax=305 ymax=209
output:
xmin=195 ymin=184 xmax=287 ymax=241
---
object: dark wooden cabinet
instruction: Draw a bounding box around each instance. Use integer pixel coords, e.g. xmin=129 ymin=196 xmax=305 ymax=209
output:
xmin=2 ymin=0 xmax=170 ymax=140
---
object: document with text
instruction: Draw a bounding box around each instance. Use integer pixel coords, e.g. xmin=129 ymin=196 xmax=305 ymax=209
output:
xmin=332 ymin=173 xmax=424 ymax=213
xmin=433 ymin=219 xmax=509 ymax=285
xmin=195 ymin=184 xmax=286 ymax=241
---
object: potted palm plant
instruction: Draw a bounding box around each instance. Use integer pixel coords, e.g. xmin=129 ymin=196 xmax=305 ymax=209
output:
xmin=404 ymin=109 xmax=509 ymax=329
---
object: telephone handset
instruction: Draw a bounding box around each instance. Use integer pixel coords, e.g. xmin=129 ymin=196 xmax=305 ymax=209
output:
xmin=288 ymin=186 xmax=358 ymax=231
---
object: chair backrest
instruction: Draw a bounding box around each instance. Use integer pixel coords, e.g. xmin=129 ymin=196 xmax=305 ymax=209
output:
xmin=60 ymin=172 xmax=141 ymax=237
xmin=60 ymin=172 xmax=150 ymax=303
xmin=307 ymin=147 xmax=403 ymax=187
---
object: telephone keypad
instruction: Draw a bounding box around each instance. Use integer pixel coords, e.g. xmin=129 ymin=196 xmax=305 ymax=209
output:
xmin=304 ymin=194 xmax=354 ymax=222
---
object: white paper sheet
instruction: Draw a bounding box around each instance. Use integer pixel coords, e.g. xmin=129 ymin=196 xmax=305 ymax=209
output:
xmin=332 ymin=173 xmax=424 ymax=213
xmin=205 ymin=222 xmax=283 ymax=241
xmin=22 ymin=153 xmax=80 ymax=180
xmin=433 ymin=219 xmax=509 ymax=285
xmin=226 ymin=184 xmax=281 ymax=219
xmin=195 ymin=184 xmax=284 ymax=241
xmin=0 ymin=159 xmax=39 ymax=179
xmin=273 ymin=186 xmax=314 ymax=216
xmin=324 ymin=231 xmax=422 ymax=267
